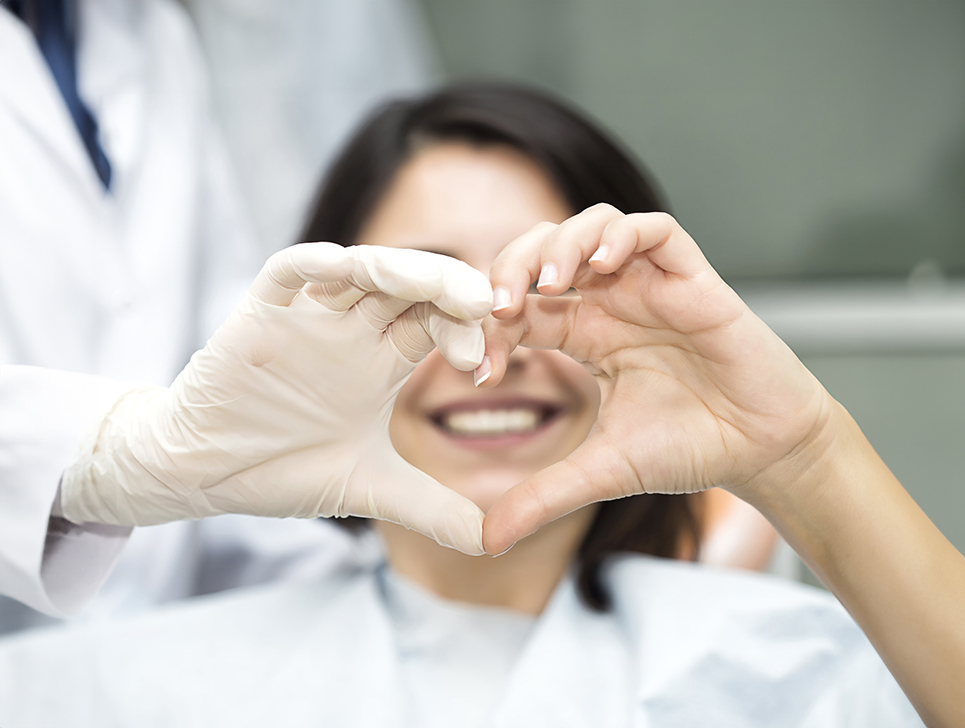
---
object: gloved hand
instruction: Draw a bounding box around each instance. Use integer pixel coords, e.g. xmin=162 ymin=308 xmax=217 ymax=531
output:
xmin=61 ymin=243 xmax=493 ymax=555
xmin=479 ymin=205 xmax=832 ymax=555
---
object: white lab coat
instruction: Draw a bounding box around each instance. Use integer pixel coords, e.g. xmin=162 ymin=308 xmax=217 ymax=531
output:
xmin=0 ymin=553 xmax=923 ymax=727
xmin=182 ymin=0 xmax=441 ymax=257
xmin=0 ymin=0 xmax=366 ymax=630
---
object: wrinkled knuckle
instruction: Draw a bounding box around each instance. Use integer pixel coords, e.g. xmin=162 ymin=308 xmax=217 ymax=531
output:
xmin=263 ymin=248 xmax=291 ymax=273
xmin=411 ymin=300 xmax=433 ymax=324
xmin=601 ymin=215 xmax=628 ymax=239
xmin=590 ymin=202 xmax=623 ymax=218
xmin=524 ymin=479 xmax=551 ymax=522
xmin=652 ymin=211 xmax=679 ymax=231
xmin=489 ymin=251 xmax=514 ymax=275
xmin=347 ymin=244 xmax=367 ymax=262
xmin=264 ymin=247 xmax=288 ymax=267
xmin=392 ymin=327 xmax=432 ymax=364
xmin=533 ymin=220 xmax=559 ymax=234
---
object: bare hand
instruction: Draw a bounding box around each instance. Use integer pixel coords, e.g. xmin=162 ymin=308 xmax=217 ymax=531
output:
xmin=480 ymin=205 xmax=832 ymax=555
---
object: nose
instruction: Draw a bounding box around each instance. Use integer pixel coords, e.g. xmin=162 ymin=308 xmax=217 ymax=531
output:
xmin=504 ymin=344 xmax=536 ymax=377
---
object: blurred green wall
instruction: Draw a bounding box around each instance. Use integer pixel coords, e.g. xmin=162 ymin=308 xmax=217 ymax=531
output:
xmin=803 ymin=352 xmax=965 ymax=561
xmin=418 ymin=0 xmax=965 ymax=282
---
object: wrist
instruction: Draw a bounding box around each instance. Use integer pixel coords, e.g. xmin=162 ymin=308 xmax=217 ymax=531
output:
xmin=734 ymin=396 xmax=872 ymax=575
xmin=61 ymin=384 xmax=171 ymax=526
xmin=731 ymin=386 xmax=845 ymax=503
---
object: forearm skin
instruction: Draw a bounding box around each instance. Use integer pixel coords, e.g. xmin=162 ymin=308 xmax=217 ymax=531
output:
xmin=742 ymin=400 xmax=965 ymax=728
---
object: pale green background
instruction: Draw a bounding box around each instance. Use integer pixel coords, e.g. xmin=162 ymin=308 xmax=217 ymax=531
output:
xmin=418 ymin=0 xmax=965 ymax=281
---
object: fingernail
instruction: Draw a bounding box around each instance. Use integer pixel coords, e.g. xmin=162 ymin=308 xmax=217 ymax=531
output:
xmin=473 ymin=356 xmax=492 ymax=387
xmin=490 ymin=541 xmax=516 ymax=557
xmin=589 ymin=244 xmax=609 ymax=263
xmin=492 ymin=286 xmax=512 ymax=311
xmin=537 ymin=262 xmax=558 ymax=288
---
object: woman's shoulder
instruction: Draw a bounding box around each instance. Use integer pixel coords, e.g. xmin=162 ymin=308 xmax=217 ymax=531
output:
xmin=592 ymin=555 xmax=921 ymax=727
xmin=602 ymin=554 xmax=862 ymax=657
xmin=605 ymin=553 xmax=842 ymax=616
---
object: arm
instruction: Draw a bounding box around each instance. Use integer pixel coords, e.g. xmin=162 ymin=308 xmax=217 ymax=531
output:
xmin=480 ymin=204 xmax=965 ymax=728
xmin=1 ymin=244 xmax=496 ymax=617
xmin=746 ymin=402 xmax=965 ymax=728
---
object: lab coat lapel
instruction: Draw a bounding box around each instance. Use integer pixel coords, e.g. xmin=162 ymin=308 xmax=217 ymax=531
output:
xmin=488 ymin=576 xmax=633 ymax=728
xmin=0 ymin=8 xmax=104 ymax=199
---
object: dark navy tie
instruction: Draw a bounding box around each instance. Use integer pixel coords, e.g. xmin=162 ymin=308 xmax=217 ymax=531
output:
xmin=4 ymin=0 xmax=112 ymax=189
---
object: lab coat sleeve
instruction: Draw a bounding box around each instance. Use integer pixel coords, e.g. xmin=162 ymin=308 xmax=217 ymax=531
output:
xmin=0 ymin=365 xmax=137 ymax=616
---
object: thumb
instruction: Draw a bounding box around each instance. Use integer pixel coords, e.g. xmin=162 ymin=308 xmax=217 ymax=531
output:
xmin=483 ymin=433 xmax=633 ymax=555
xmin=357 ymin=449 xmax=487 ymax=556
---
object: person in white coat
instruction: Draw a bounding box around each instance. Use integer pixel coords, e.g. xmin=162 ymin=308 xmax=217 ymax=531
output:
xmin=0 ymin=83 xmax=944 ymax=727
xmin=0 ymin=0 xmax=473 ymax=634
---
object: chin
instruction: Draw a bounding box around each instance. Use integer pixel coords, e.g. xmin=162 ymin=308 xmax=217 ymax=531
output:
xmin=441 ymin=469 xmax=533 ymax=513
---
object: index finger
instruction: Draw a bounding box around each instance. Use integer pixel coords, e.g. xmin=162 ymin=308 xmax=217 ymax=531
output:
xmin=488 ymin=205 xmax=624 ymax=319
xmin=350 ymin=246 xmax=493 ymax=320
xmin=489 ymin=211 xmax=714 ymax=317
xmin=591 ymin=212 xmax=711 ymax=279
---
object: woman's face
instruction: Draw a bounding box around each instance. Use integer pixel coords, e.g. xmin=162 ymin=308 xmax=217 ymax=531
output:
xmin=356 ymin=142 xmax=601 ymax=513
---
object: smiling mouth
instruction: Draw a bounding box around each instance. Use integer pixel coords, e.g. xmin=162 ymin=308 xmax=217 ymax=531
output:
xmin=431 ymin=404 xmax=562 ymax=438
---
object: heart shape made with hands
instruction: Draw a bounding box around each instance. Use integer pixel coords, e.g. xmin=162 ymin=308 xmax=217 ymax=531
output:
xmin=475 ymin=206 xmax=831 ymax=556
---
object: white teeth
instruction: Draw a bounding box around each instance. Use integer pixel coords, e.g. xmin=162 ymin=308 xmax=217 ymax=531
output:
xmin=442 ymin=408 xmax=542 ymax=436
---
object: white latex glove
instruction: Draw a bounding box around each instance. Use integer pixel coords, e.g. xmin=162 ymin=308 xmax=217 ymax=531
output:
xmin=61 ymin=243 xmax=493 ymax=554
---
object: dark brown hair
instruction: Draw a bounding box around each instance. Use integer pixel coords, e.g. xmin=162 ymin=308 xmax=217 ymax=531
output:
xmin=299 ymin=81 xmax=702 ymax=611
